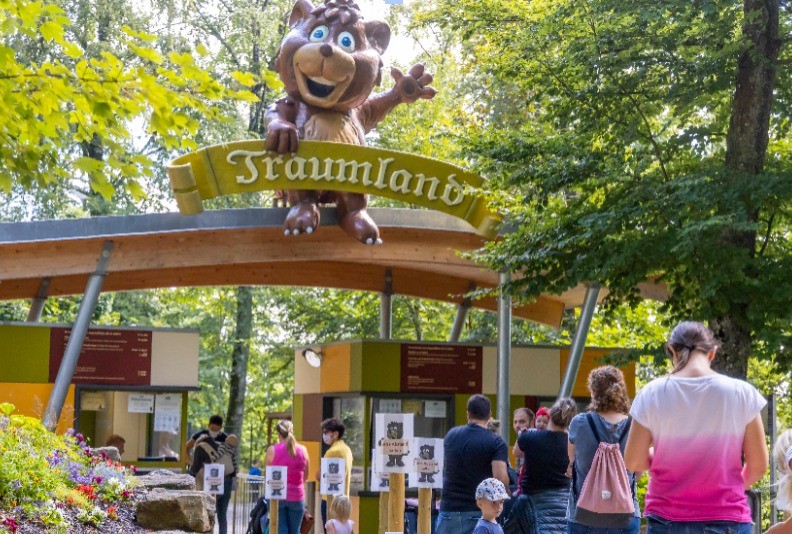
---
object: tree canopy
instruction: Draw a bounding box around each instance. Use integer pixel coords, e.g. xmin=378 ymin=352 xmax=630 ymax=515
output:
xmin=413 ymin=0 xmax=792 ymax=378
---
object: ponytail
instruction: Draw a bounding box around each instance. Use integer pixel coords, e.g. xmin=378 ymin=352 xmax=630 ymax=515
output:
xmin=277 ymin=420 xmax=297 ymax=458
xmin=666 ymin=321 xmax=717 ymax=374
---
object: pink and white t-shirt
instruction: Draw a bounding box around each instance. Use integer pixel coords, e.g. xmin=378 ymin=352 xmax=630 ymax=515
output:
xmin=630 ymin=373 xmax=765 ymax=522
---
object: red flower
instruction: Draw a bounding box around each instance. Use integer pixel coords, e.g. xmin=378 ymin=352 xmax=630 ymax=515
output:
xmin=3 ymin=516 xmax=18 ymax=533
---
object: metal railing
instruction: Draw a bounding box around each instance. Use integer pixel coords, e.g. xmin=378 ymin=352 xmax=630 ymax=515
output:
xmin=228 ymin=473 xmax=265 ymax=534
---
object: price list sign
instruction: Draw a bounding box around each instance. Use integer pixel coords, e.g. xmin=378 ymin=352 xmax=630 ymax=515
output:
xmin=49 ymin=327 xmax=152 ymax=385
xmin=400 ymin=343 xmax=482 ymax=393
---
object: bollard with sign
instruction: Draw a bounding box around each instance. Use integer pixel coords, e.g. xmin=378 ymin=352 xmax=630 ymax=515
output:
xmin=203 ymin=463 xmax=225 ymax=495
xmin=410 ymin=437 xmax=443 ymax=534
xmin=375 ymin=413 xmax=415 ymax=533
xmin=266 ymin=466 xmax=288 ymax=533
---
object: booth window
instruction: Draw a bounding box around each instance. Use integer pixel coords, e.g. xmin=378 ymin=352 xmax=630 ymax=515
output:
xmin=77 ymin=389 xmax=183 ymax=465
xmin=370 ymin=396 xmax=451 ymax=442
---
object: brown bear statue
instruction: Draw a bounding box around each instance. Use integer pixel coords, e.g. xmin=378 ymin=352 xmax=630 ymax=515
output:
xmin=265 ymin=0 xmax=436 ymax=244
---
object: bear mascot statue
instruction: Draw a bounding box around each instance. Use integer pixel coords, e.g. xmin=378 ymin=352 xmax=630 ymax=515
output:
xmin=265 ymin=0 xmax=436 ymax=244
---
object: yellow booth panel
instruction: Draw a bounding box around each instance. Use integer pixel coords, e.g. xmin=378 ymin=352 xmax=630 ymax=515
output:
xmin=559 ymin=348 xmax=636 ymax=397
xmin=481 ymin=346 xmax=562 ymax=396
xmin=320 ymin=343 xmax=352 ymax=393
xmin=0 ymin=382 xmax=75 ymax=434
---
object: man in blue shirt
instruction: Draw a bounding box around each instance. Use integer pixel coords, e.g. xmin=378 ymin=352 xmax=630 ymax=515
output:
xmin=436 ymin=394 xmax=510 ymax=534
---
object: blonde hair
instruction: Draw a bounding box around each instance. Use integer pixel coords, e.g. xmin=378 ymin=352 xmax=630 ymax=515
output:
xmin=277 ymin=420 xmax=297 ymax=458
xmin=774 ymin=430 xmax=792 ymax=511
xmin=486 ymin=418 xmax=501 ymax=434
xmin=330 ymin=495 xmax=351 ymax=522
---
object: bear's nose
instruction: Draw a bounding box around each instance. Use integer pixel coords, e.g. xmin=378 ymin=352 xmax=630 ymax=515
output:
xmin=320 ymin=44 xmax=333 ymax=57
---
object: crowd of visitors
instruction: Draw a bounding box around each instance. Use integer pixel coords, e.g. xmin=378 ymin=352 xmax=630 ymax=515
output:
xmin=442 ymin=321 xmax=780 ymax=534
xmin=184 ymin=320 xmax=790 ymax=534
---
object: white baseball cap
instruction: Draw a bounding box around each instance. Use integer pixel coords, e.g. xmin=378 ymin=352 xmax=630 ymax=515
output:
xmin=475 ymin=478 xmax=510 ymax=502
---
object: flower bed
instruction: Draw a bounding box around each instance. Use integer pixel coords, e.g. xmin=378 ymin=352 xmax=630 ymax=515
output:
xmin=0 ymin=403 xmax=143 ymax=533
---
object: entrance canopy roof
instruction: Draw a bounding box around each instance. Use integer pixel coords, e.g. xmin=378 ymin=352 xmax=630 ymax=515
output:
xmin=0 ymin=208 xmax=665 ymax=328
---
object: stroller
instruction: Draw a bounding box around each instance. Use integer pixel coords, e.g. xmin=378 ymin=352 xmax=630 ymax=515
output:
xmin=246 ymin=496 xmax=269 ymax=534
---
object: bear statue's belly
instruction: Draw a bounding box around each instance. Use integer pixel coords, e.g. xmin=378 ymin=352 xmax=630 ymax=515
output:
xmin=303 ymin=111 xmax=365 ymax=146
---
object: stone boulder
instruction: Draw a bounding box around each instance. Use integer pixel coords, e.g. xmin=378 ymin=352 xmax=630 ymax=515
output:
xmin=136 ymin=488 xmax=215 ymax=532
xmin=136 ymin=469 xmax=197 ymax=491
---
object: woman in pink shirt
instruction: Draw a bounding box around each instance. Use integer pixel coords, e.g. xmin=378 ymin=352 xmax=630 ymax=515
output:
xmin=265 ymin=420 xmax=310 ymax=534
xmin=624 ymin=321 xmax=768 ymax=533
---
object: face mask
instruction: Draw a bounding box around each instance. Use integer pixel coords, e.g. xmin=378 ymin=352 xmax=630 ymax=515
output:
xmin=208 ymin=430 xmax=220 ymax=439
xmin=322 ymin=433 xmax=333 ymax=445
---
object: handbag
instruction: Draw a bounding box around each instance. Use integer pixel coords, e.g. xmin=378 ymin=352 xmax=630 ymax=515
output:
xmin=300 ymin=511 xmax=315 ymax=534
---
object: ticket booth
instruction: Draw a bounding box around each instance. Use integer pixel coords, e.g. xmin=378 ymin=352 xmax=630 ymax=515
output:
xmin=292 ymin=339 xmax=635 ymax=533
xmin=0 ymin=322 xmax=199 ymax=472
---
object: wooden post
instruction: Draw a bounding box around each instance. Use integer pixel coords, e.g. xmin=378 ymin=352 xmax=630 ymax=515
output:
xmin=388 ymin=473 xmax=405 ymax=532
xmin=378 ymin=491 xmax=389 ymax=534
xmin=269 ymin=499 xmax=279 ymax=533
xmin=418 ymin=488 xmax=432 ymax=534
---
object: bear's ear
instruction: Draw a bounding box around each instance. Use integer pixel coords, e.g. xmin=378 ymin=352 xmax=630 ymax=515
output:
xmin=365 ymin=20 xmax=390 ymax=55
xmin=289 ymin=0 xmax=314 ymax=29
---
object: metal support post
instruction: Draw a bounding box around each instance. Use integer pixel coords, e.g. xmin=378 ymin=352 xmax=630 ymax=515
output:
xmin=558 ymin=283 xmax=600 ymax=399
xmin=43 ymin=241 xmax=113 ymax=431
xmin=496 ymin=272 xmax=511 ymax=445
xmin=449 ymin=283 xmax=475 ymax=342
xmin=769 ymin=393 xmax=778 ymax=524
xmin=27 ymin=277 xmax=51 ymax=322
xmin=380 ymin=268 xmax=393 ymax=340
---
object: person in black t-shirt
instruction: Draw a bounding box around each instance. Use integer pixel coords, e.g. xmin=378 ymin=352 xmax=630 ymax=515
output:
xmin=506 ymin=398 xmax=576 ymax=534
xmin=436 ymin=394 xmax=509 ymax=534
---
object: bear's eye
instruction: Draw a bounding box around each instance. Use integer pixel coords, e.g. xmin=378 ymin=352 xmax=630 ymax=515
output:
xmin=310 ymin=25 xmax=329 ymax=42
xmin=337 ymin=31 xmax=355 ymax=52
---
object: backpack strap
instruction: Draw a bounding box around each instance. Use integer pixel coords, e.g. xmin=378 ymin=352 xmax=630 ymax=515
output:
xmin=585 ymin=412 xmax=602 ymax=443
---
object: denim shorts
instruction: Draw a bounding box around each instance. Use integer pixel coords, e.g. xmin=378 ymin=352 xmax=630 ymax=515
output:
xmin=435 ymin=510 xmax=481 ymax=534
xmin=646 ymin=515 xmax=752 ymax=534
xmin=567 ymin=517 xmax=641 ymax=534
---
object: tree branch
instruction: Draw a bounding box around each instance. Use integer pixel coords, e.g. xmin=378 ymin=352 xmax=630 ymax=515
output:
xmin=757 ymin=211 xmax=775 ymax=257
xmin=194 ymin=4 xmax=243 ymax=69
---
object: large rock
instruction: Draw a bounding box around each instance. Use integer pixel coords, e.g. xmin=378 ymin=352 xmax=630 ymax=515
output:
xmin=136 ymin=469 xmax=197 ymax=491
xmin=136 ymin=488 xmax=215 ymax=532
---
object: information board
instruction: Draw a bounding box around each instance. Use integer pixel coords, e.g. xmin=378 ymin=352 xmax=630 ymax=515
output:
xmin=49 ymin=327 xmax=152 ymax=385
xmin=400 ymin=343 xmax=482 ymax=393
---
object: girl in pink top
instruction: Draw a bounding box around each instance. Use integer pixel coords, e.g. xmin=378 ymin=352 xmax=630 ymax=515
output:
xmin=265 ymin=420 xmax=310 ymax=534
xmin=624 ymin=321 xmax=768 ymax=533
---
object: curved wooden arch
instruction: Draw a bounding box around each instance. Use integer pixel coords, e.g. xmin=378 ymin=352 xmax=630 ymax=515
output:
xmin=0 ymin=208 xmax=665 ymax=327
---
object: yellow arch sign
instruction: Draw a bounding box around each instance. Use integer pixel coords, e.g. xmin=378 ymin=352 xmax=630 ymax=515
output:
xmin=167 ymin=140 xmax=500 ymax=239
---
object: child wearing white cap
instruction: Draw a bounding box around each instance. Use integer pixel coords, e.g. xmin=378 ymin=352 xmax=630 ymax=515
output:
xmin=474 ymin=477 xmax=510 ymax=534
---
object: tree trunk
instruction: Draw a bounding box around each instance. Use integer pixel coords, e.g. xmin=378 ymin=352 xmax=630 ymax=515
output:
xmin=225 ymin=286 xmax=254 ymax=437
xmin=712 ymin=0 xmax=780 ymax=379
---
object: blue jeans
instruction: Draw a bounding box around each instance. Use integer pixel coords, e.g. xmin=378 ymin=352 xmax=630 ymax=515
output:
xmin=215 ymin=475 xmax=234 ymax=534
xmin=646 ymin=515 xmax=752 ymax=533
xmin=435 ymin=510 xmax=481 ymax=534
xmin=278 ymin=500 xmax=305 ymax=534
xmin=568 ymin=517 xmax=641 ymax=533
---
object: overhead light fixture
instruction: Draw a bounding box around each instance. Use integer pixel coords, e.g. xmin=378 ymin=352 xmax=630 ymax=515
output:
xmin=301 ymin=348 xmax=323 ymax=368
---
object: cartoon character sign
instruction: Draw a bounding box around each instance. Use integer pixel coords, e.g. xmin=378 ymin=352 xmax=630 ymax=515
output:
xmin=411 ymin=438 xmax=443 ymax=489
xmin=265 ymin=0 xmax=436 ymax=244
xmin=320 ymin=458 xmax=346 ymax=496
xmin=203 ymin=463 xmax=225 ymax=495
xmin=265 ymin=466 xmax=288 ymax=500
xmin=375 ymin=413 xmax=414 ymax=474
xmin=369 ymin=448 xmax=389 ymax=492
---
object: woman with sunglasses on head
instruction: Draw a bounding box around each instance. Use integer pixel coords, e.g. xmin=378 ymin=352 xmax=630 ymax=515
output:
xmin=624 ymin=321 xmax=768 ymax=533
